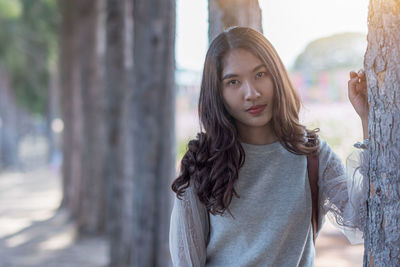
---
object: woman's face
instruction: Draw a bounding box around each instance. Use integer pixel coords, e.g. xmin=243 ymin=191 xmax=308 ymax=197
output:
xmin=221 ymin=48 xmax=275 ymax=136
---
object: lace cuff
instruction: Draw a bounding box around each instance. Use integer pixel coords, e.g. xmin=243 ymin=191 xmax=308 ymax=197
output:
xmin=318 ymin=139 xmax=368 ymax=245
xmin=169 ymin=184 xmax=209 ymax=266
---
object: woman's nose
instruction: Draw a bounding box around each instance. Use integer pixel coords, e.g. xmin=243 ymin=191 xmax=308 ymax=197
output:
xmin=244 ymin=80 xmax=261 ymax=101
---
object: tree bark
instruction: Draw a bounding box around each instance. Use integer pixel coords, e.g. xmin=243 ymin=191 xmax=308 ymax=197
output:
xmin=46 ymin=66 xmax=59 ymax=164
xmin=105 ymin=0 xmax=134 ymax=265
xmin=0 ymin=65 xmax=19 ymax=170
xmin=59 ymin=0 xmax=83 ymax=218
xmin=208 ymin=0 xmax=263 ymax=42
xmin=77 ymin=0 xmax=108 ymax=235
xmin=130 ymin=0 xmax=176 ymax=265
xmin=363 ymin=0 xmax=400 ymax=265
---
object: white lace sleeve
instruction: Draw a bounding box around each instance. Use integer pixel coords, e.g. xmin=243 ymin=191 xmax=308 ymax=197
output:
xmin=169 ymin=184 xmax=209 ymax=267
xmin=318 ymin=138 xmax=368 ymax=245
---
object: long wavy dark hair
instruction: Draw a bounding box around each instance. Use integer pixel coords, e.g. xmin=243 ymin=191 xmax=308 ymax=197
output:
xmin=171 ymin=26 xmax=320 ymax=216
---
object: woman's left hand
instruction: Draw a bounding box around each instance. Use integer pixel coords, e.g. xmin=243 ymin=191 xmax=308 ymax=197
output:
xmin=348 ymin=69 xmax=369 ymax=121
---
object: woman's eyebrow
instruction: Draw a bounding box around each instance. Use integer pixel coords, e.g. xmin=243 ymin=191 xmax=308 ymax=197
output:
xmin=221 ymin=73 xmax=238 ymax=81
xmin=252 ymin=64 xmax=266 ymax=72
xmin=222 ymin=64 xmax=266 ymax=81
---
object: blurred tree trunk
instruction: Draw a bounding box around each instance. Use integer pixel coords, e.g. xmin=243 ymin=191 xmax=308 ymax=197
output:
xmin=105 ymin=0 xmax=134 ymax=266
xmin=208 ymin=0 xmax=263 ymax=42
xmin=46 ymin=66 xmax=59 ymax=165
xmin=130 ymin=0 xmax=176 ymax=265
xmin=0 ymin=66 xmax=19 ymax=170
xmin=77 ymin=0 xmax=108 ymax=235
xmin=59 ymin=0 xmax=83 ymax=217
xmin=363 ymin=0 xmax=400 ymax=265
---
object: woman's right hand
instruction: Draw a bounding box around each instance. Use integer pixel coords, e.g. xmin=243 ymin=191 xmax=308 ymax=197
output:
xmin=348 ymin=69 xmax=368 ymax=121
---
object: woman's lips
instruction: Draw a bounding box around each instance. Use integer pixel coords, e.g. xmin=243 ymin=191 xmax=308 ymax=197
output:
xmin=247 ymin=104 xmax=267 ymax=115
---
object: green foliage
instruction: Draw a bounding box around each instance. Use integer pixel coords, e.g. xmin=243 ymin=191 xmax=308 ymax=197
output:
xmin=0 ymin=0 xmax=60 ymax=115
xmin=0 ymin=0 xmax=22 ymax=19
xmin=177 ymin=138 xmax=190 ymax=163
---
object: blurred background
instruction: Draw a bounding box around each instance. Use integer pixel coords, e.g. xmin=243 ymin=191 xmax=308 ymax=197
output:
xmin=0 ymin=0 xmax=367 ymax=266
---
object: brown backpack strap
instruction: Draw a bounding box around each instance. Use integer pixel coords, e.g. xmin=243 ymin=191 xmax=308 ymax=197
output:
xmin=307 ymin=153 xmax=319 ymax=246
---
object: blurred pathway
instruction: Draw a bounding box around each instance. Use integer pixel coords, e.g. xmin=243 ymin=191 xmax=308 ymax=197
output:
xmin=0 ymin=169 xmax=107 ymax=267
xmin=0 ymin=168 xmax=363 ymax=267
xmin=315 ymin=220 xmax=363 ymax=266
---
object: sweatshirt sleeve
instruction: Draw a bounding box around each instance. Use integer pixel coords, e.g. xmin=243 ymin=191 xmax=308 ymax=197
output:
xmin=169 ymin=184 xmax=209 ymax=267
xmin=317 ymin=138 xmax=368 ymax=245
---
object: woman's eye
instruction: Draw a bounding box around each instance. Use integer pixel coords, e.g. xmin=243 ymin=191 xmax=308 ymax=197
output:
xmin=256 ymin=72 xmax=266 ymax=78
xmin=227 ymin=80 xmax=239 ymax=86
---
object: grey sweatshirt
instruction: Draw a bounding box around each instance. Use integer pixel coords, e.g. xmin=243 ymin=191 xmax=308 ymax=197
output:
xmin=207 ymin=140 xmax=314 ymax=266
xmin=169 ymin=138 xmax=366 ymax=267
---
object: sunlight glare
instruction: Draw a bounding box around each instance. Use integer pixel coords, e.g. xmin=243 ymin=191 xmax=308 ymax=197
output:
xmin=38 ymin=229 xmax=76 ymax=251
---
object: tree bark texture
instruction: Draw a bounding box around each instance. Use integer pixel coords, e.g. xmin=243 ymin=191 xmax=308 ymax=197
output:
xmin=59 ymin=0 xmax=83 ymax=217
xmin=131 ymin=0 xmax=176 ymax=265
xmin=364 ymin=0 xmax=400 ymax=266
xmin=105 ymin=0 xmax=134 ymax=266
xmin=208 ymin=0 xmax=263 ymax=43
xmin=77 ymin=0 xmax=108 ymax=235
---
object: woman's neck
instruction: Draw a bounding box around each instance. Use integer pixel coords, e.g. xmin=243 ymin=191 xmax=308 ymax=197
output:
xmin=238 ymin=125 xmax=278 ymax=145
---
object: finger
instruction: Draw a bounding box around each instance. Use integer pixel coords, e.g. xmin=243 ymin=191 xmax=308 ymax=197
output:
xmin=348 ymin=79 xmax=356 ymax=90
xmin=349 ymin=78 xmax=360 ymax=89
xmin=360 ymin=80 xmax=367 ymax=91
xmin=348 ymin=76 xmax=359 ymax=87
xmin=350 ymin=71 xmax=357 ymax=78
xmin=356 ymin=81 xmax=367 ymax=93
xmin=358 ymin=72 xmax=366 ymax=79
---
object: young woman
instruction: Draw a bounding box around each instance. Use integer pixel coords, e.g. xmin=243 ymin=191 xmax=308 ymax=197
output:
xmin=170 ymin=26 xmax=368 ymax=266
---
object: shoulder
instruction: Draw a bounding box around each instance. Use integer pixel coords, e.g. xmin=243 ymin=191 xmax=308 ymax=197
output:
xmin=317 ymin=136 xmax=330 ymax=155
xmin=316 ymin=136 xmax=345 ymax=176
xmin=315 ymin=136 xmax=336 ymax=156
xmin=306 ymin=136 xmax=332 ymax=161
xmin=316 ymin=136 xmax=341 ymax=166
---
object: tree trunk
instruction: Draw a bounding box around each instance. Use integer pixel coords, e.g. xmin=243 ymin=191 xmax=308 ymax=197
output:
xmin=105 ymin=0 xmax=134 ymax=266
xmin=0 ymin=66 xmax=19 ymax=170
xmin=363 ymin=0 xmax=400 ymax=265
xmin=208 ymin=0 xmax=263 ymax=42
xmin=130 ymin=0 xmax=176 ymax=265
xmin=59 ymin=0 xmax=83 ymax=217
xmin=46 ymin=66 xmax=59 ymax=165
xmin=77 ymin=0 xmax=108 ymax=235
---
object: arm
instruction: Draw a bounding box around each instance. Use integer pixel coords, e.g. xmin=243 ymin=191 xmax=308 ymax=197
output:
xmin=169 ymin=184 xmax=209 ymax=267
xmin=317 ymin=138 xmax=368 ymax=245
xmin=348 ymin=69 xmax=369 ymax=140
xmin=316 ymin=70 xmax=370 ymax=244
xmin=361 ymin=119 xmax=368 ymax=140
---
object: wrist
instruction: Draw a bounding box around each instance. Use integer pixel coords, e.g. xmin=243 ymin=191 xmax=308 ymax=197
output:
xmin=362 ymin=129 xmax=368 ymax=140
xmin=361 ymin=118 xmax=368 ymax=139
xmin=360 ymin=116 xmax=368 ymax=124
